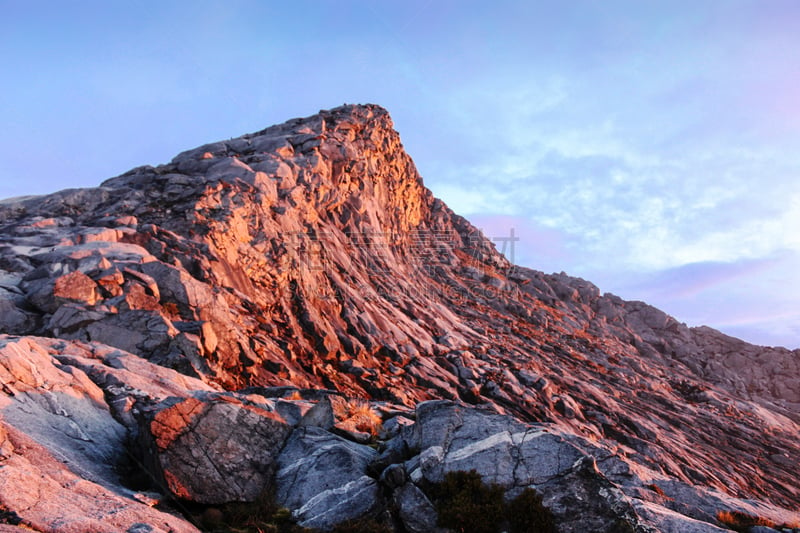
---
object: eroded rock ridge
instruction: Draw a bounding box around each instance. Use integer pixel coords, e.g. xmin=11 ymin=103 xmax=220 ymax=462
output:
xmin=0 ymin=104 xmax=798 ymax=532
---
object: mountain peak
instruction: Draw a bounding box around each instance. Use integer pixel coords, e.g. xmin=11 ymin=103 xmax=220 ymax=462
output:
xmin=100 ymin=103 xmax=431 ymax=238
xmin=0 ymin=105 xmax=798 ymax=531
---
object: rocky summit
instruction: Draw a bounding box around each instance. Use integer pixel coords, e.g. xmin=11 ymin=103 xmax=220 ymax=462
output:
xmin=0 ymin=104 xmax=798 ymax=533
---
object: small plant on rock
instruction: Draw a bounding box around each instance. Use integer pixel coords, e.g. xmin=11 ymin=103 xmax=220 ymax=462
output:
xmin=285 ymin=390 xmax=303 ymax=401
xmin=645 ymin=483 xmax=668 ymax=498
xmin=716 ymin=510 xmax=777 ymax=532
xmin=428 ymin=470 xmax=507 ymax=533
xmin=507 ymin=488 xmax=557 ymax=533
xmin=426 ymin=470 xmax=559 ymax=533
xmin=331 ymin=397 xmax=383 ymax=437
xmin=0 ymin=504 xmax=24 ymax=526
xmin=161 ymin=301 xmax=181 ymax=318
xmin=200 ymin=487 xmax=311 ymax=533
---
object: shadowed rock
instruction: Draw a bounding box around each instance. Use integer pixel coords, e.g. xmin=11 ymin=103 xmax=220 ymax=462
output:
xmin=137 ymin=394 xmax=293 ymax=504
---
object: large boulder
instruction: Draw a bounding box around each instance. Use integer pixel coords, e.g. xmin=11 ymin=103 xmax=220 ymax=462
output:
xmin=275 ymin=426 xmax=382 ymax=530
xmin=394 ymin=401 xmax=667 ymax=532
xmin=392 ymin=482 xmax=442 ymax=533
xmin=137 ymin=394 xmax=292 ymax=504
xmin=536 ymin=456 xmax=643 ymax=533
xmin=401 ymin=400 xmax=587 ymax=488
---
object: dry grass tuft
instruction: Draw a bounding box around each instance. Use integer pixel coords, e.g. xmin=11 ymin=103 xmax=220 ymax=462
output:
xmin=161 ymin=301 xmax=181 ymax=318
xmin=715 ymin=510 xmax=799 ymax=532
xmin=285 ymin=390 xmax=303 ymax=401
xmin=331 ymin=397 xmax=382 ymax=436
xmin=646 ymin=483 xmax=671 ymax=499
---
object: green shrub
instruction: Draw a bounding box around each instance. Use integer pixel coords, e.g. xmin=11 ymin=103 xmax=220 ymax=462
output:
xmin=426 ymin=470 xmax=559 ymax=533
xmin=428 ymin=470 xmax=507 ymax=533
xmin=610 ymin=518 xmax=638 ymax=533
xmin=507 ymin=488 xmax=556 ymax=533
xmin=200 ymin=488 xmax=311 ymax=533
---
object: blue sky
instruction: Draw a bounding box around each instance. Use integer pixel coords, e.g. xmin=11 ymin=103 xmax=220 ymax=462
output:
xmin=1 ymin=1 xmax=798 ymax=348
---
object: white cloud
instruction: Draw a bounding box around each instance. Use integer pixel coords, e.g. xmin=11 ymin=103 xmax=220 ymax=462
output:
xmin=431 ymin=97 xmax=800 ymax=274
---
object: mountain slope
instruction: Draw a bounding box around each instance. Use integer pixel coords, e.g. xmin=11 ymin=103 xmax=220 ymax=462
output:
xmin=0 ymin=104 xmax=798 ymax=530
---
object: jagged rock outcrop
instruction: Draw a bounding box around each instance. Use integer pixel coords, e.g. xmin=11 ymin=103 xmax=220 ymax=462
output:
xmin=1 ymin=104 xmax=799 ymax=532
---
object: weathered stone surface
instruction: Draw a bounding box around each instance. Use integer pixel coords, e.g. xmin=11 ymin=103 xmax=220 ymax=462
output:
xmin=138 ymin=394 xmax=292 ymax=504
xmin=1 ymin=104 xmax=799 ymax=530
xmin=0 ymin=421 xmax=198 ymax=533
xmin=535 ymin=456 xmax=644 ymax=533
xmin=275 ymin=426 xmax=382 ymax=530
xmin=392 ymin=482 xmax=442 ymax=533
xmin=0 ymin=336 xmax=126 ymax=484
xmin=0 ymin=336 xmax=199 ymax=532
xmin=632 ymin=501 xmax=732 ymax=533
xmin=402 ymin=401 xmax=586 ymax=488
xmin=300 ymin=395 xmax=335 ymax=429
xmin=53 ymin=270 xmax=100 ymax=306
xmin=0 ymin=288 xmax=38 ymax=334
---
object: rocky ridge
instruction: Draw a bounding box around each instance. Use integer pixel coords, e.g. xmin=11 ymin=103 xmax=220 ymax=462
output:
xmin=0 ymin=104 xmax=798 ymax=532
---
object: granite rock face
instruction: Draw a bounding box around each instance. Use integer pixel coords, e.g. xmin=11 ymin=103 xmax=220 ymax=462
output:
xmin=0 ymin=104 xmax=799 ymax=531
xmin=0 ymin=336 xmax=201 ymax=532
xmin=137 ymin=394 xmax=293 ymax=504
xmin=275 ymin=426 xmax=381 ymax=530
